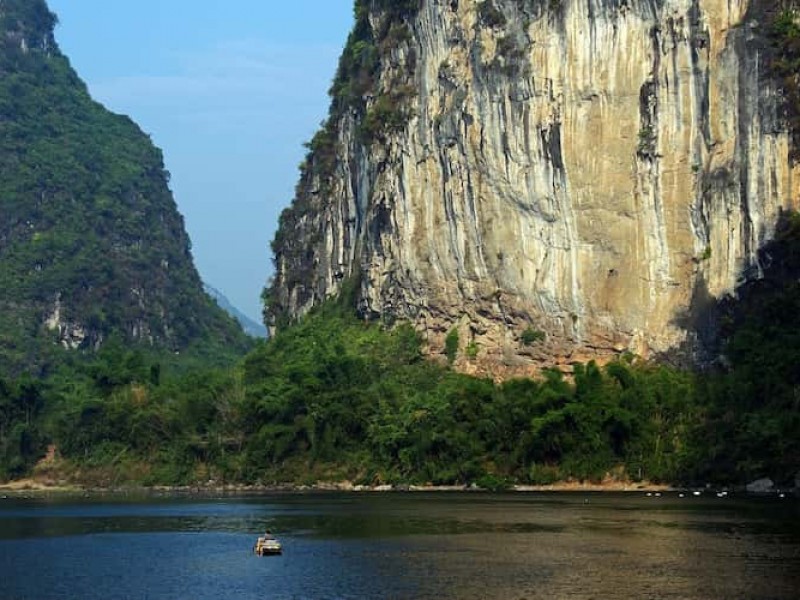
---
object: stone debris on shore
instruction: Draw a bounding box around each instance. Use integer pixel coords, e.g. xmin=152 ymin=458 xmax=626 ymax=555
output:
xmin=1 ymin=477 xmax=797 ymax=497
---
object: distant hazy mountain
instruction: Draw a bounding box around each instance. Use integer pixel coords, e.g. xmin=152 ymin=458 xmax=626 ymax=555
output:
xmin=204 ymin=284 xmax=267 ymax=338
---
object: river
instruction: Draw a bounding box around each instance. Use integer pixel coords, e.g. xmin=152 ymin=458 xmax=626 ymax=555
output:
xmin=0 ymin=491 xmax=798 ymax=599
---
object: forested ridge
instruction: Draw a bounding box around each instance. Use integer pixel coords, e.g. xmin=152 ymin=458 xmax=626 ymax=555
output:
xmin=0 ymin=0 xmax=251 ymax=478
xmin=0 ymin=0 xmax=249 ymax=376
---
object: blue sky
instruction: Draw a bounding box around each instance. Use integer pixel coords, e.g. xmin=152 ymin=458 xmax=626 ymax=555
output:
xmin=47 ymin=0 xmax=354 ymax=322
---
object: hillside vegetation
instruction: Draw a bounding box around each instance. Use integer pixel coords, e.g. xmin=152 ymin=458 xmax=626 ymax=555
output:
xmin=2 ymin=214 xmax=797 ymax=487
xmin=0 ymin=0 xmax=249 ymax=375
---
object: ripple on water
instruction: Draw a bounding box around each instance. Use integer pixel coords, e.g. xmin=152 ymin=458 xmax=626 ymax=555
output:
xmin=0 ymin=492 xmax=797 ymax=600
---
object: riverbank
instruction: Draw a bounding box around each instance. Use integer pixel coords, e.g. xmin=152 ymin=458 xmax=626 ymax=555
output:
xmin=6 ymin=474 xmax=797 ymax=497
xmin=0 ymin=478 xmax=84 ymax=493
xmin=0 ymin=477 xmax=679 ymax=495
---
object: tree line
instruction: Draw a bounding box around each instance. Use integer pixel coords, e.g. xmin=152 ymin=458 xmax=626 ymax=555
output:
xmin=2 ymin=212 xmax=797 ymax=488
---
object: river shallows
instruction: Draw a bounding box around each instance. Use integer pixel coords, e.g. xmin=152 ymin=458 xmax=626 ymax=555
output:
xmin=1 ymin=492 xmax=798 ymax=599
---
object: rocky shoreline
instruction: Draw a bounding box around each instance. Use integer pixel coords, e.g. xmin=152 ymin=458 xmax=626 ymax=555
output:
xmin=0 ymin=476 xmax=668 ymax=495
xmin=1 ymin=477 xmax=795 ymax=497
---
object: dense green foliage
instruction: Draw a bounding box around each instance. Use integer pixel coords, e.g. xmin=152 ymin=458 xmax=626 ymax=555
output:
xmin=0 ymin=300 xmax=697 ymax=487
xmin=521 ymin=327 xmax=546 ymax=346
xmin=0 ymin=0 xmax=249 ymax=373
xmin=444 ymin=328 xmax=460 ymax=364
xmin=234 ymin=308 xmax=701 ymax=486
xmin=5 ymin=210 xmax=798 ymax=487
xmin=0 ymin=340 xmax=247 ymax=483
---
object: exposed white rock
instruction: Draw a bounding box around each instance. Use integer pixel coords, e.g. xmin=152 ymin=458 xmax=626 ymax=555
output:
xmin=270 ymin=0 xmax=800 ymax=376
xmin=746 ymin=477 xmax=775 ymax=493
xmin=44 ymin=293 xmax=88 ymax=350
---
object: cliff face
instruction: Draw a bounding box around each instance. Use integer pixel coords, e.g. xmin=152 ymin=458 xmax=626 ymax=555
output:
xmin=269 ymin=0 xmax=800 ymax=375
xmin=0 ymin=0 xmax=249 ymax=370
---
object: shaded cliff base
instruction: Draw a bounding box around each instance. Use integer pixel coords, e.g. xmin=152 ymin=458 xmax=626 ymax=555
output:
xmin=665 ymin=209 xmax=800 ymax=365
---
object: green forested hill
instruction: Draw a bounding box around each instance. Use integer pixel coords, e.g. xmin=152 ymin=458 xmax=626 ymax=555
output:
xmin=0 ymin=0 xmax=248 ymax=372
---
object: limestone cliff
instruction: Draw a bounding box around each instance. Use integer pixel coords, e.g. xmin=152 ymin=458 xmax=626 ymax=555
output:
xmin=268 ymin=0 xmax=800 ymax=376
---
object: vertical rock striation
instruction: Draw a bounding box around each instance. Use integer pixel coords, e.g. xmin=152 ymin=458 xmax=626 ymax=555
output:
xmin=268 ymin=0 xmax=800 ymax=376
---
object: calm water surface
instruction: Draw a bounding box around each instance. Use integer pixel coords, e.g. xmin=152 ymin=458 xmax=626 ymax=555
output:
xmin=0 ymin=492 xmax=798 ymax=599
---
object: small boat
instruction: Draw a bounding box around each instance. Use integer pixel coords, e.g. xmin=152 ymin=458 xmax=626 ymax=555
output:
xmin=254 ymin=536 xmax=282 ymax=556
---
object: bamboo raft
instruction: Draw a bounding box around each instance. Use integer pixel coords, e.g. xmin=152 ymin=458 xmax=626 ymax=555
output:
xmin=254 ymin=536 xmax=282 ymax=556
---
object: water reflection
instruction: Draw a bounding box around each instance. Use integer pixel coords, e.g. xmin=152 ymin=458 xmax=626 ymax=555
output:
xmin=0 ymin=492 xmax=798 ymax=600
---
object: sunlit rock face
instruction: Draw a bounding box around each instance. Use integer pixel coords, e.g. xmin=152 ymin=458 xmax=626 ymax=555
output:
xmin=269 ymin=0 xmax=799 ymax=377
